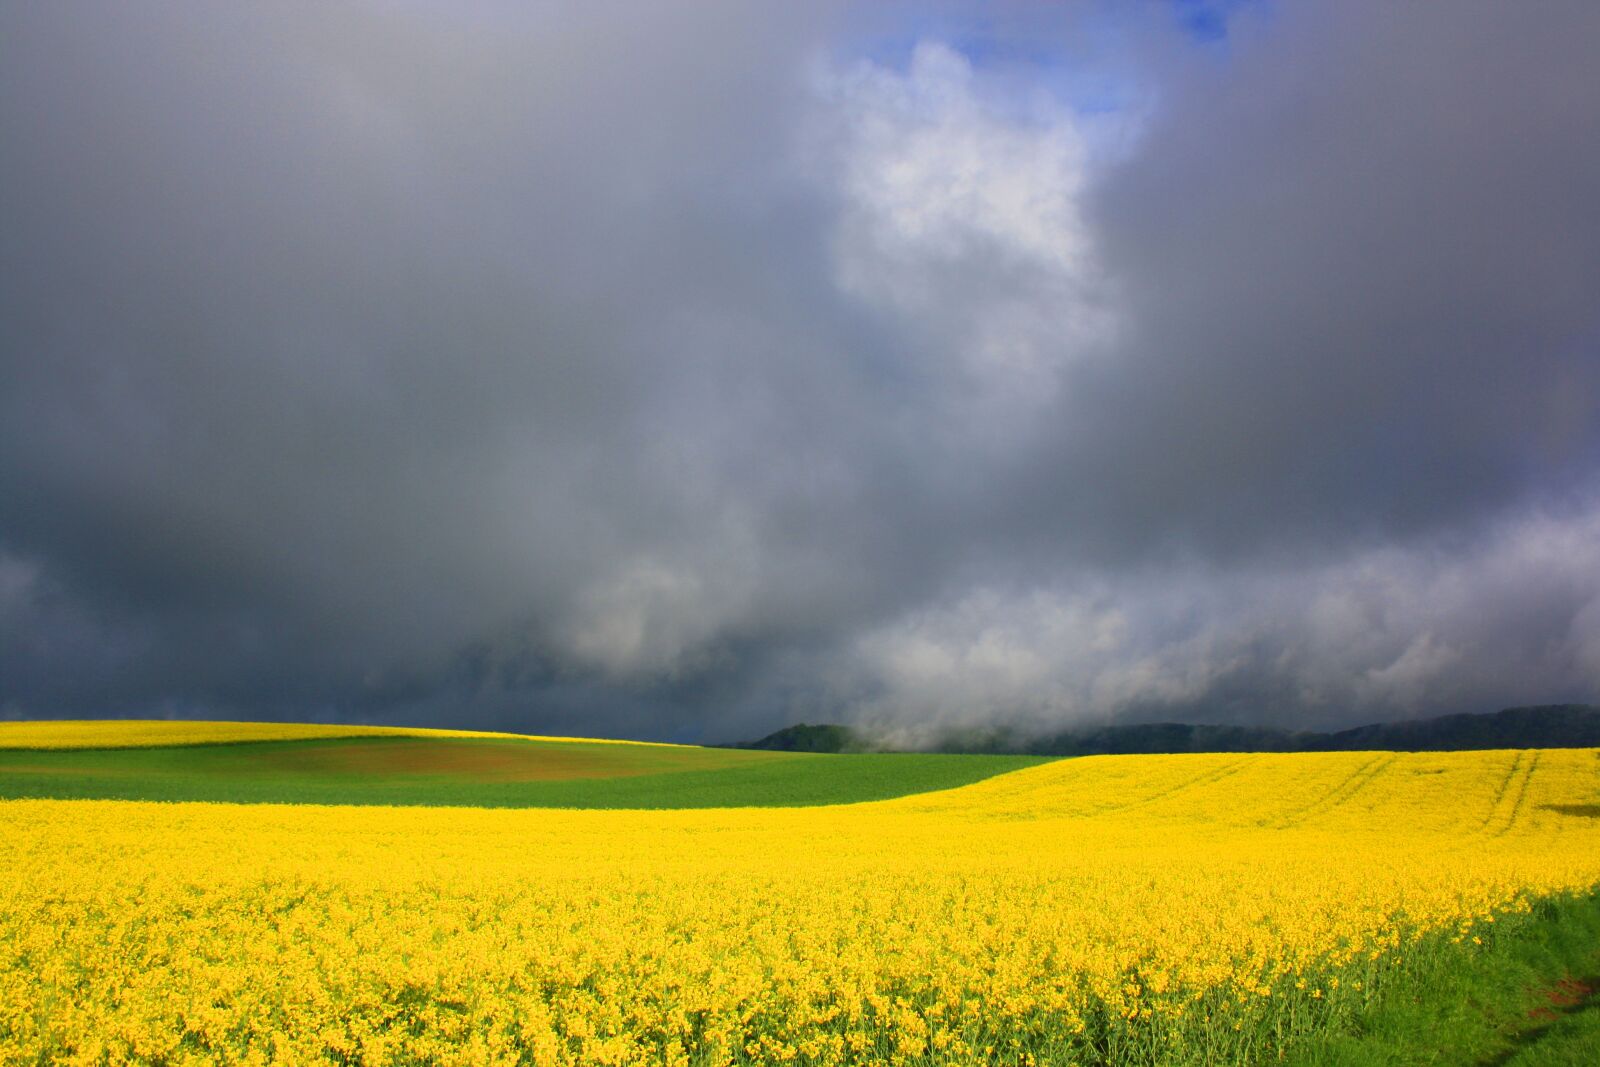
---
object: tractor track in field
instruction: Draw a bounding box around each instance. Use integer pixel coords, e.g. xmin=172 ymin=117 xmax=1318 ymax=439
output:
xmin=1269 ymin=754 xmax=1395 ymax=829
xmin=1092 ymin=758 xmax=1251 ymax=817
xmin=1485 ymin=751 xmax=1542 ymax=837
xmin=1478 ymin=751 xmax=1527 ymax=833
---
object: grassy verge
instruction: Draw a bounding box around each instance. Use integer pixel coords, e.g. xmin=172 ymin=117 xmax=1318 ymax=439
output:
xmin=0 ymin=737 xmax=1048 ymax=808
xmin=1283 ymin=890 xmax=1600 ymax=1066
xmin=792 ymin=891 xmax=1600 ymax=1066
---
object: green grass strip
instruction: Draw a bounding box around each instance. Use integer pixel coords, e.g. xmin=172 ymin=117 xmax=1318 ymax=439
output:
xmin=1285 ymin=891 xmax=1600 ymax=1066
xmin=0 ymin=737 xmax=1049 ymax=809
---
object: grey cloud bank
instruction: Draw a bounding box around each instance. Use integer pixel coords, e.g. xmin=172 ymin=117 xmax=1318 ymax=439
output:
xmin=3 ymin=2 xmax=1598 ymax=741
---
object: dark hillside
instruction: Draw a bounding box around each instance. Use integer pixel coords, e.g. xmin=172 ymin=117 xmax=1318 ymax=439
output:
xmin=735 ymin=705 xmax=1600 ymax=755
xmin=733 ymin=723 xmax=880 ymax=753
xmin=1311 ymin=704 xmax=1600 ymax=751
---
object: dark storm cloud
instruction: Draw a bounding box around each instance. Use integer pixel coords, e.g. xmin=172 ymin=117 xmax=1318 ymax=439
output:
xmin=1045 ymin=0 xmax=1600 ymax=561
xmin=3 ymin=2 xmax=1599 ymax=739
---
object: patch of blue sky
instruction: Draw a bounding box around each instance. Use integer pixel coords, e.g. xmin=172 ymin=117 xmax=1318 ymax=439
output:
xmin=842 ymin=8 xmax=1136 ymax=116
xmin=1169 ymin=0 xmax=1267 ymax=47
xmin=830 ymin=2 xmax=1265 ymax=170
xmin=838 ymin=2 xmax=1254 ymax=114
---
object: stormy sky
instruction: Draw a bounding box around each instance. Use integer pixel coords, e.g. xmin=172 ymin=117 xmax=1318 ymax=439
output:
xmin=3 ymin=2 xmax=1599 ymax=742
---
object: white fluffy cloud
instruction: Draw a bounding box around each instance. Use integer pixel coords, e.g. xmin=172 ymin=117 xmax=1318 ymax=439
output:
xmin=811 ymin=43 xmax=1114 ymax=425
xmin=848 ymin=502 xmax=1600 ymax=735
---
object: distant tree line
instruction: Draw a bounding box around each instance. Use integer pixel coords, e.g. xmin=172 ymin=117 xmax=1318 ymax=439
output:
xmin=733 ymin=705 xmax=1600 ymax=755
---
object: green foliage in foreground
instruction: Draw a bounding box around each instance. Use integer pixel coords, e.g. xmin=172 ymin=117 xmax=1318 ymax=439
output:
xmin=0 ymin=737 xmax=1048 ymax=808
xmin=1282 ymin=890 xmax=1600 ymax=1067
xmin=688 ymin=891 xmax=1600 ymax=1066
xmin=682 ymin=891 xmax=1600 ymax=1066
xmin=855 ymin=891 xmax=1600 ymax=1066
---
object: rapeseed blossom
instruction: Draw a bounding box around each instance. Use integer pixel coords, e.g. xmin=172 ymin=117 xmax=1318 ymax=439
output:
xmin=2 ymin=748 xmax=1598 ymax=1064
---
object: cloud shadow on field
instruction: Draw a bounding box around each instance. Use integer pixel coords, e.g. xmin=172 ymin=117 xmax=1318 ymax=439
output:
xmin=1538 ymin=804 xmax=1600 ymax=819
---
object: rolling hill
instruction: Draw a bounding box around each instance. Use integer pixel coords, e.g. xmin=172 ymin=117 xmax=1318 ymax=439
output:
xmin=738 ymin=704 xmax=1600 ymax=755
xmin=0 ymin=721 xmax=1044 ymax=808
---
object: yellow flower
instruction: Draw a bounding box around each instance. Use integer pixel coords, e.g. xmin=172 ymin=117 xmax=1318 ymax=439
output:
xmin=3 ymin=746 xmax=1597 ymax=1064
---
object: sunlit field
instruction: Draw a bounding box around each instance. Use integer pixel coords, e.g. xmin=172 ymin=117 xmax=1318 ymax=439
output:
xmin=3 ymin=726 xmax=1599 ymax=1064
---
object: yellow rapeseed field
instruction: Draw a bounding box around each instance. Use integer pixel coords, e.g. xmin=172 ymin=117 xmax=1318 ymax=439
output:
xmin=3 ymin=748 xmax=1599 ymax=1065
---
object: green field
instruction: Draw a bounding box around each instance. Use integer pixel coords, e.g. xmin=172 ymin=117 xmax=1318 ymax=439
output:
xmin=0 ymin=734 xmax=1048 ymax=808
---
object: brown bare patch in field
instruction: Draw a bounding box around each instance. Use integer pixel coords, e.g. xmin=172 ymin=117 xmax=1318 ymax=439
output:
xmin=252 ymin=739 xmax=766 ymax=782
xmin=1526 ymin=977 xmax=1596 ymax=1023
